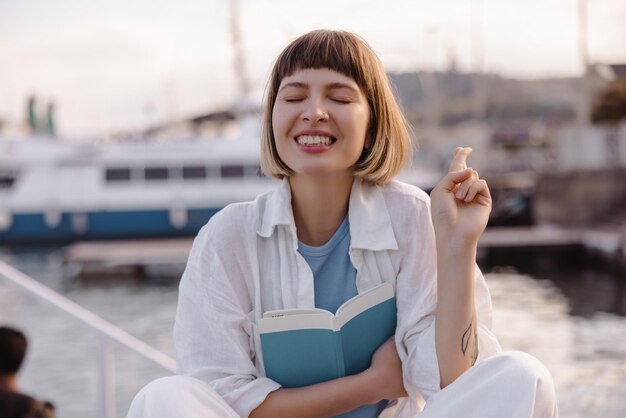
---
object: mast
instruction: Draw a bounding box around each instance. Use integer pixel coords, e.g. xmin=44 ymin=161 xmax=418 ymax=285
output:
xmin=230 ymin=0 xmax=251 ymax=101
xmin=471 ymin=0 xmax=486 ymax=121
xmin=578 ymin=0 xmax=590 ymax=125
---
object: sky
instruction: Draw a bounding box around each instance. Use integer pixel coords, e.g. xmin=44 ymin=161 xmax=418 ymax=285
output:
xmin=1 ymin=0 xmax=625 ymax=138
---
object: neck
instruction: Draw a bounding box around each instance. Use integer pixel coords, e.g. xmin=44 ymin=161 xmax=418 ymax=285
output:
xmin=289 ymin=172 xmax=354 ymax=246
xmin=0 ymin=374 xmax=18 ymax=392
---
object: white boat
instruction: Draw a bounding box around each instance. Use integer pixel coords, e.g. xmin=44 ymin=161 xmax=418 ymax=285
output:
xmin=0 ymin=128 xmax=278 ymax=244
xmin=0 ymin=129 xmax=440 ymax=245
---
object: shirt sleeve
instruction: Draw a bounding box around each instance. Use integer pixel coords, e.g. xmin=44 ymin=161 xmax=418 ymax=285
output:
xmin=394 ymin=197 xmax=501 ymax=404
xmin=174 ymin=223 xmax=281 ymax=418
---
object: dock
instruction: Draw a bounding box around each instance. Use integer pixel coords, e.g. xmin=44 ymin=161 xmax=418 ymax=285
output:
xmin=481 ymin=226 xmax=625 ymax=254
xmin=60 ymin=226 xmax=626 ymax=278
xmin=62 ymin=238 xmax=193 ymax=278
xmin=480 ymin=226 xmax=626 ymax=257
xmin=479 ymin=226 xmax=581 ymax=248
xmin=479 ymin=226 xmax=626 ymax=273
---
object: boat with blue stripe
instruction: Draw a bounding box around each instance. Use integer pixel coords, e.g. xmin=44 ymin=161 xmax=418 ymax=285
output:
xmin=0 ymin=128 xmax=277 ymax=245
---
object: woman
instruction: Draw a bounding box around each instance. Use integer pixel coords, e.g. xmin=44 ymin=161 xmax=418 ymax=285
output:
xmin=129 ymin=29 xmax=557 ymax=418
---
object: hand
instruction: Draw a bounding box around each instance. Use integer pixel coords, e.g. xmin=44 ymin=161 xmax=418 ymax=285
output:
xmin=366 ymin=337 xmax=407 ymax=401
xmin=430 ymin=147 xmax=492 ymax=244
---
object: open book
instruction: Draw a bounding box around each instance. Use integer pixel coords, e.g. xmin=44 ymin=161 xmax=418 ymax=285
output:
xmin=259 ymin=282 xmax=397 ymax=388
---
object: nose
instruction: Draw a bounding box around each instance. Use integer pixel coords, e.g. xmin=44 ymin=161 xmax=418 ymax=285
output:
xmin=302 ymin=99 xmax=328 ymax=123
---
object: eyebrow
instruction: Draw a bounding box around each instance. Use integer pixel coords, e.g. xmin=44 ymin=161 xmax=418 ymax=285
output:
xmin=278 ymin=81 xmax=359 ymax=93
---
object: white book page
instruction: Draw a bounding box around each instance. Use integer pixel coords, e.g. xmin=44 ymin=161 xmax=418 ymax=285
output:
xmin=263 ymin=308 xmax=329 ymax=318
xmin=334 ymin=283 xmax=394 ymax=330
xmin=259 ymin=310 xmax=335 ymax=334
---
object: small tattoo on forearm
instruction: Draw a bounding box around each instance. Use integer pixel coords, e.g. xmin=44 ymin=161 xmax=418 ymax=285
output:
xmin=461 ymin=320 xmax=472 ymax=355
xmin=461 ymin=315 xmax=479 ymax=365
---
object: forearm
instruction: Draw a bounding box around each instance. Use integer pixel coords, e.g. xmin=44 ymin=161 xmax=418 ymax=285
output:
xmin=250 ymin=370 xmax=379 ymax=418
xmin=435 ymin=237 xmax=479 ymax=388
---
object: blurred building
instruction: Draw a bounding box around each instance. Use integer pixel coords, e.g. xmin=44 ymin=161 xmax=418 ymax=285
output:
xmin=389 ymin=65 xmax=626 ymax=174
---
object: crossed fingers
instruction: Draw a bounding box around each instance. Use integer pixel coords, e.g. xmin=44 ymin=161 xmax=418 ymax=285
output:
xmin=448 ymin=147 xmax=490 ymax=203
xmin=448 ymin=147 xmax=471 ymax=173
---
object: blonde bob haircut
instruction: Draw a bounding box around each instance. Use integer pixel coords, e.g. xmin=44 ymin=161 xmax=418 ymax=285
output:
xmin=260 ymin=29 xmax=412 ymax=185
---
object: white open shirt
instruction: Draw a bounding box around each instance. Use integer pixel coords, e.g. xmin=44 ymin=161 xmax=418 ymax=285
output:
xmin=174 ymin=177 xmax=501 ymax=418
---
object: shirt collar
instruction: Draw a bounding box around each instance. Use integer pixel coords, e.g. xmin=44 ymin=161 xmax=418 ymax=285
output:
xmin=348 ymin=178 xmax=398 ymax=251
xmin=257 ymin=178 xmax=294 ymax=238
xmin=256 ymin=177 xmax=398 ymax=251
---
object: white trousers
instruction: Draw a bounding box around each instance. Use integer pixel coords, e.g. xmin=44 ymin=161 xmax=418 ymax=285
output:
xmin=127 ymin=351 xmax=558 ymax=418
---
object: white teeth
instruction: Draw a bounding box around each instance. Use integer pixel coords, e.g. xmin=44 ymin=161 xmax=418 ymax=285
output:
xmin=296 ymin=135 xmax=333 ymax=145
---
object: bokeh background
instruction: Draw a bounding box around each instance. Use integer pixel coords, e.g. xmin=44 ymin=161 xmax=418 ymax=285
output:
xmin=1 ymin=1 xmax=625 ymax=417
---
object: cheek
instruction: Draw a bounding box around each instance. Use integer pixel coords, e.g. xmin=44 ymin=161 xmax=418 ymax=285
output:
xmin=271 ymin=106 xmax=281 ymax=137
xmin=272 ymin=104 xmax=293 ymax=140
xmin=353 ymin=108 xmax=371 ymax=139
xmin=272 ymin=106 xmax=290 ymax=161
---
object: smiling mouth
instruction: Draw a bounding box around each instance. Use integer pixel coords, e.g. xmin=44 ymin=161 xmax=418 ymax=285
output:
xmin=295 ymin=135 xmax=336 ymax=146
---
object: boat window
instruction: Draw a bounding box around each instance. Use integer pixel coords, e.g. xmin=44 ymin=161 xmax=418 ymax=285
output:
xmin=182 ymin=165 xmax=207 ymax=180
xmin=221 ymin=164 xmax=245 ymax=178
xmin=0 ymin=172 xmax=16 ymax=189
xmin=145 ymin=166 xmax=169 ymax=181
xmin=105 ymin=168 xmax=131 ymax=182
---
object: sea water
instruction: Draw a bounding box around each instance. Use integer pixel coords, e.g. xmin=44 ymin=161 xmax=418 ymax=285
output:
xmin=0 ymin=248 xmax=625 ymax=418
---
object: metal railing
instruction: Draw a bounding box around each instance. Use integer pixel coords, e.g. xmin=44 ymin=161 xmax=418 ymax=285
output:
xmin=0 ymin=260 xmax=176 ymax=418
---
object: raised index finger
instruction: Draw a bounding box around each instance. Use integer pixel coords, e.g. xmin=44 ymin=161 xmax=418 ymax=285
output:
xmin=448 ymin=147 xmax=472 ymax=173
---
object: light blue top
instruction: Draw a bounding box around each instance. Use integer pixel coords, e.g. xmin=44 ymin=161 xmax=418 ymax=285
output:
xmin=298 ymin=215 xmax=388 ymax=418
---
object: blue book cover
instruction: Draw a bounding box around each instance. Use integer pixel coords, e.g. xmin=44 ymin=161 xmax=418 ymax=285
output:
xmin=259 ymin=283 xmax=397 ymax=388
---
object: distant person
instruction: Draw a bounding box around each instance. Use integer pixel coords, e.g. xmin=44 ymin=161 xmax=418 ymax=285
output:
xmin=0 ymin=326 xmax=55 ymax=418
xmin=129 ymin=29 xmax=557 ymax=417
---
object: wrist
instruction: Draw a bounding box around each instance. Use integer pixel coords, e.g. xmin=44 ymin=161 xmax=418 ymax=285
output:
xmin=435 ymin=232 xmax=479 ymax=253
xmin=435 ymin=236 xmax=478 ymax=276
xmin=359 ymin=368 xmax=384 ymax=404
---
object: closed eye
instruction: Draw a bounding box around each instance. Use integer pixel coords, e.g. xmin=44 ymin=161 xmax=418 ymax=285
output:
xmin=284 ymin=97 xmax=305 ymax=103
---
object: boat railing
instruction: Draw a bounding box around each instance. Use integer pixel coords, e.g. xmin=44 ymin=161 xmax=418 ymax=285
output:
xmin=0 ymin=259 xmax=176 ymax=418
